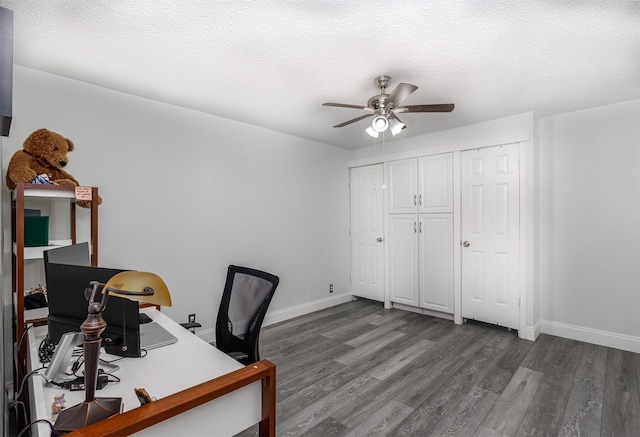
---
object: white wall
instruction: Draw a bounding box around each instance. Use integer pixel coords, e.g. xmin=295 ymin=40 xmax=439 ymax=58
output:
xmin=3 ymin=66 xmax=352 ymax=333
xmin=538 ymin=100 xmax=640 ymax=351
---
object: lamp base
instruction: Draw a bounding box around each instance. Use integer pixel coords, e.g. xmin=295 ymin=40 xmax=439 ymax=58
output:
xmin=54 ymin=397 xmax=122 ymax=432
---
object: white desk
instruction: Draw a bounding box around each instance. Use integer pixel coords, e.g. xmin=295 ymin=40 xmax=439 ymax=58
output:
xmin=27 ymin=307 xmax=262 ymax=436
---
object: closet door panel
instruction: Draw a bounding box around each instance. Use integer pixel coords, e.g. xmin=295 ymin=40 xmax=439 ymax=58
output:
xmin=418 ymin=153 xmax=453 ymax=213
xmin=388 ymin=215 xmax=419 ymax=306
xmin=419 ymin=214 xmax=453 ymax=313
xmin=387 ymin=159 xmax=418 ymax=214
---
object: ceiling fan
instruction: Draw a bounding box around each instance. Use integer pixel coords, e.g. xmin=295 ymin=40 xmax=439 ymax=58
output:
xmin=323 ymin=75 xmax=454 ymax=138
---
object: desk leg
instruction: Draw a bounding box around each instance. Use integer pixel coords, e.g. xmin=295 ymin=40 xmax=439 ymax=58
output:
xmin=259 ymin=362 xmax=276 ymax=437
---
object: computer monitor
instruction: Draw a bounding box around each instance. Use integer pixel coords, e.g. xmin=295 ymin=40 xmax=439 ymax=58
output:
xmin=45 ymin=262 xmax=141 ymax=358
xmin=43 ymin=242 xmax=91 ymax=266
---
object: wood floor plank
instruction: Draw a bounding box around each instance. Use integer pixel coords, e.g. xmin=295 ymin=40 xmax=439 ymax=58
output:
xmin=494 ymin=337 xmax=533 ymax=372
xmin=477 ymin=332 xmax=533 ymax=395
xmin=320 ymin=312 xmax=384 ymax=338
xmin=636 ymin=352 xmax=640 ymax=392
xmin=336 ymin=330 xmax=405 ymax=365
xmin=395 ymin=332 xmax=495 ymax=408
xmin=331 ymin=363 xmax=428 ymax=428
xmin=343 ymin=399 xmax=413 ymax=437
xmin=542 ymin=337 xmax=583 ymax=390
xmin=399 ymin=316 xmax=457 ymax=340
xmin=305 ymin=417 xmax=349 ymax=437
xmin=233 ymin=300 xmax=639 ymax=437
xmin=606 ymin=347 xmax=640 ymax=394
xmin=601 ymin=390 xmax=640 ymax=437
xmin=392 ymin=385 xmax=468 ymax=435
xmin=276 ymin=359 xmax=345 ymax=402
xmin=481 ymin=366 xmax=544 ymax=436
xmin=515 ymin=380 xmax=571 ymax=436
xmin=425 ymin=387 xmax=499 ymax=437
xmin=473 ymin=425 xmax=511 ymax=437
xmin=601 ymin=348 xmax=640 ymax=435
xmin=368 ymin=306 xmax=422 ymax=326
xmin=477 ymin=366 xmax=515 ymax=395
xmin=367 ymin=338 xmax=435 ymax=380
xmin=271 ymin=335 xmax=352 ymax=380
xmin=343 ymin=318 xmax=407 ymax=347
xmin=520 ymin=333 xmax=561 ymax=371
xmin=277 ymin=374 xmax=380 ymax=436
xmin=558 ymin=342 xmax=606 ymax=437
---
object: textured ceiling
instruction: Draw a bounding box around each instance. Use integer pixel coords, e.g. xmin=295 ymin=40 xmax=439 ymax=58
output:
xmin=2 ymin=0 xmax=639 ymax=149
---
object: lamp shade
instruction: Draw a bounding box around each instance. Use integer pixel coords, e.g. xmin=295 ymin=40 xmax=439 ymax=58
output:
xmin=371 ymin=115 xmax=389 ymax=132
xmin=389 ymin=118 xmax=405 ymax=136
xmin=365 ymin=126 xmax=379 ymax=138
xmin=104 ymin=271 xmax=172 ymax=307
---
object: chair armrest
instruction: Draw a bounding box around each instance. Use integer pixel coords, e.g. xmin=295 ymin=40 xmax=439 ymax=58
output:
xmin=180 ymin=322 xmax=202 ymax=330
xmin=227 ymin=351 xmax=250 ymax=362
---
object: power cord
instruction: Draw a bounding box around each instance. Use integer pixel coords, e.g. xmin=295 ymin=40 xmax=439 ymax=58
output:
xmin=17 ymin=419 xmax=61 ymax=437
xmin=38 ymin=336 xmax=56 ymax=363
xmin=17 ymin=324 xmax=36 ymax=375
xmin=10 ymin=368 xmax=49 ymax=431
xmin=10 ymin=367 xmax=47 ymax=408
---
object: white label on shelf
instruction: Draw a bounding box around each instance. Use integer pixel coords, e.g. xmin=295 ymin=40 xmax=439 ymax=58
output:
xmin=75 ymin=186 xmax=92 ymax=200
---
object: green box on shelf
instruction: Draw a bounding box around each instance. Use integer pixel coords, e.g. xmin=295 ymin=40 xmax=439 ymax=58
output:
xmin=24 ymin=216 xmax=49 ymax=247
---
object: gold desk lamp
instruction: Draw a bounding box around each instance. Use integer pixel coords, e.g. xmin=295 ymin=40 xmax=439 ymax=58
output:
xmin=53 ymin=271 xmax=172 ymax=432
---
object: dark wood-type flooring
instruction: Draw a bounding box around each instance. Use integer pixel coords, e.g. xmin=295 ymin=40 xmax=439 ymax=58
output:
xmin=236 ymin=298 xmax=640 ymax=437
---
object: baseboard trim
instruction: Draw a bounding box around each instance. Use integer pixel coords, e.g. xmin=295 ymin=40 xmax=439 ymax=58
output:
xmin=522 ymin=320 xmax=541 ymax=341
xmin=263 ymin=293 xmax=354 ymax=327
xmin=391 ymin=302 xmax=454 ymax=321
xmin=538 ymin=319 xmax=640 ymax=353
xmin=194 ymin=293 xmax=354 ymax=344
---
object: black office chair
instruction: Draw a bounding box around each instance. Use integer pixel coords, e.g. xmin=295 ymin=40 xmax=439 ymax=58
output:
xmin=183 ymin=265 xmax=279 ymax=365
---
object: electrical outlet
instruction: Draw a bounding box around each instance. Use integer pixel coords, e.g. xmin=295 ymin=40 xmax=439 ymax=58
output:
xmin=329 ymin=284 xmax=333 ymax=293
xmin=188 ymin=313 xmax=196 ymax=324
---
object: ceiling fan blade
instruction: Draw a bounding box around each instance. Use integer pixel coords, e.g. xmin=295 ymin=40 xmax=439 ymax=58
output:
xmin=333 ymin=113 xmax=374 ymax=128
xmin=323 ymin=102 xmax=374 ymax=111
xmin=386 ymin=83 xmax=418 ymax=109
xmin=395 ymin=103 xmax=455 ymax=113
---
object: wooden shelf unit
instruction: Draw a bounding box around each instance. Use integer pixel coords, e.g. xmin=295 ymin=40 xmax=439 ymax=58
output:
xmin=11 ymin=183 xmax=98 ymax=378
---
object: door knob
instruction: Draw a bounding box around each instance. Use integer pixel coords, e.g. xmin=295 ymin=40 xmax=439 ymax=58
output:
xmin=462 ymin=241 xmax=470 ymax=247
xmin=376 ymin=237 xmax=383 ymax=242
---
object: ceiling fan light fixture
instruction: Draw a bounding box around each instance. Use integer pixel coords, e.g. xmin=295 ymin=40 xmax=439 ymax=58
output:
xmin=389 ymin=118 xmax=405 ymax=136
xmin=365 ymin=126 xmax=379 ymax=138
xmin=371 ymin=115 xmax=389 ymax=133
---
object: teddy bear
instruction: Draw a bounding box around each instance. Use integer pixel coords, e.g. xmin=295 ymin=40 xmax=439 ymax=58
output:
xmin=6 ymin=128 xmax=102 ymax=208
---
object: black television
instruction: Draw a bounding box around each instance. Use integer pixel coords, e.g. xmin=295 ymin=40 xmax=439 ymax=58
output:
xmin=45 ymin=262 xmax=141 ymax=358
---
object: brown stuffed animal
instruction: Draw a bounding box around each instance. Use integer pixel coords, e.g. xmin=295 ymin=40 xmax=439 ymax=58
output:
xmin=6 ymin=128 xmax=102 ymax=208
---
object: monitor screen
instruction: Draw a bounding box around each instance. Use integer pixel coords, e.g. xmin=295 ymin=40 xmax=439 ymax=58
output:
xmin=45 ymin=262 xmax=141 ymax=357
xmin=43 ymin=242 xmax=91 ymax=266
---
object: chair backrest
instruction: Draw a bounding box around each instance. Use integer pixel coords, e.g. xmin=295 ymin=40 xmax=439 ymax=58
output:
xmin=215 ymin=265 xmax=279 ymax=364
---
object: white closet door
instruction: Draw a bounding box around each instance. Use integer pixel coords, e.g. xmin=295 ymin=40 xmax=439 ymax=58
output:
xmin=419 ymin=214 xmax=453 ymax=313
xmin=418 ymin=153 xmax=453 ymax=213
xmin=350 ymin=165 xmax=385 ymax=302
xmin=387 ymin=159 xmax=418 ymax=214
xmin=461 ymin=144 xmax=520 ymax=330
xmin=388 ymin=215 xmax=419 ymax=306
